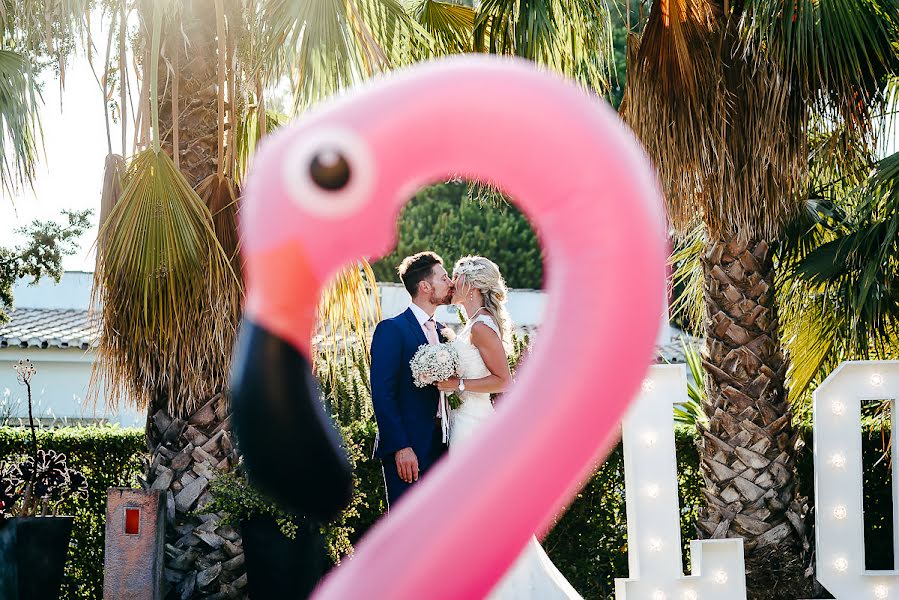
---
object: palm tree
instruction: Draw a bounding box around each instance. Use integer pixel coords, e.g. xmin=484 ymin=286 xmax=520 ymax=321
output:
xmin=622 ymin=1 xmax=899 ymax=597
xmin=780 ymin=147 xmax=899 ymax=401
xmin=4 ymin=0 xmax=616 ymax=597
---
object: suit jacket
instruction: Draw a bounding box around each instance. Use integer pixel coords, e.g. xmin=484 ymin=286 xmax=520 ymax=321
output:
xmin=370 ymin=307 xmax=446 ymax=468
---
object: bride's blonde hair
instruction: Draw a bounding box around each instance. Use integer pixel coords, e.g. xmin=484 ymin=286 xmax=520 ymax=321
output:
xmin=453 ymin=255 xmax=513 ymax=350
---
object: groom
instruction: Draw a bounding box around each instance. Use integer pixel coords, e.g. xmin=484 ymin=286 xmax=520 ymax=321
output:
xmin=370 ymin=251 xmax=455 ymax=507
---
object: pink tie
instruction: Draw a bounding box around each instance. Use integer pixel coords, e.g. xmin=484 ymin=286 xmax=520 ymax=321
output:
xmin=424 ymin=319 xmax=439 ymax=345
xmin=425 ymin=317 xmax=449 ymax=439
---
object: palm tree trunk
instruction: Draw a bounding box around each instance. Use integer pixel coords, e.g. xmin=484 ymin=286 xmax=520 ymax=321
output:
xmin=696 ymin=237 xmax=809 ymax=599
xmin=148 ymin=396 xmax=243 ymax=599
xmin=145 ymin=1 xmax=246 ymax=597
xmin=157 ymin=0 xmax=220 ymax=188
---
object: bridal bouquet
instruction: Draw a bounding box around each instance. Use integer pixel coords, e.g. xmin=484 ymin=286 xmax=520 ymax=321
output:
xmin=410 ymin=343 xmax=463 ymax=409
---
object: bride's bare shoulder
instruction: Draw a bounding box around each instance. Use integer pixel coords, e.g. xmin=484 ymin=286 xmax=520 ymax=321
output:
xmin=470 ymin=318 xmax=501 ymax=343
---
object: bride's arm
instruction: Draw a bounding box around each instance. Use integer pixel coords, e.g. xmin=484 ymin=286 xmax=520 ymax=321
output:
xmin=436 ymin=323 xmax=511 ymax=394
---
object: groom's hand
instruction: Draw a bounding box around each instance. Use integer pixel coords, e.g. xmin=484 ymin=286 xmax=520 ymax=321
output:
xmin=395 ymin=447 xmax=419 ymax=483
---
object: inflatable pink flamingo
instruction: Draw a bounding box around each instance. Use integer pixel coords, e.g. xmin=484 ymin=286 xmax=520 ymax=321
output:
xmin=231 ymin=55 xmax=667 ymax=599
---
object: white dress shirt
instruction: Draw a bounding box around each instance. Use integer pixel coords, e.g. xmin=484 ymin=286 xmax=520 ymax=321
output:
xmin=409 ymin=303 xmax=437 ymax=341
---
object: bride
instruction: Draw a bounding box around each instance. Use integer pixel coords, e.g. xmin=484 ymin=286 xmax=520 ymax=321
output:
xmin=436 ymin=255 xmax=582 ymax=600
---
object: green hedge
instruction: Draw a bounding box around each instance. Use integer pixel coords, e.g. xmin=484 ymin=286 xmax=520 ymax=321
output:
xmin=370 ymin=182 xmax=544 ymax=290
xmin=0 ymin=426 xmax=144 ymax=600
xmin=3 ymin=423 xmax=896 ymax=599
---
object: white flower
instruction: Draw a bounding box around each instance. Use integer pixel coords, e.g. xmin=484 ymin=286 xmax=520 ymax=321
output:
xmin=409 ymin=343 xmax=461 ymax=388
xmin=455 ymin=261 xmax=486 ymax=276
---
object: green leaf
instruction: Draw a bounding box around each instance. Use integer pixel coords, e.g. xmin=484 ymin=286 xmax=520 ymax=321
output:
xmin=0 ymin=49 xmax=41 ymax=194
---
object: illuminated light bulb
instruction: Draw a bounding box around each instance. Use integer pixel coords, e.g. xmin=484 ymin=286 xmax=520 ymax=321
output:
xmin=714 ymin=571 xmax=728 ymax=584
xmin=648 ymin=538 xmax=663 ymax=552
xmin=875 ymin=584 xmax=890 ymax=599
xmin=831 ymin=399 xmax=846 ymax=416
xmin=833 ymin=557 xmax=849 ymax=573
xmin=652 ymin=590 xmax=666 ymax=600
xmin=646 ymin=483 xmax=661 ymax=499
xmin=830 ymin=453 xmax=847 ymax=469
xmin=643 ymin=432 xmax=658 ymax=447
xmin=871 ymin=373 xmax=885 ymax=387
xmin=682 ymin=590 xmax=698 ymax=600
xmin=642 ymin=379 xmax=655 ymax=392
xmin=832 ymin=505 xmax=848 ymax=520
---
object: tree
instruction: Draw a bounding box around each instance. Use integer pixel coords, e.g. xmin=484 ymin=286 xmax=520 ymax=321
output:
xmin=622 ymin=1 xmax=899 ymax=597
xmin=4 ymin=0 xmax=616 ymax=597
xmin=371 ymin=182 xmax=543 ymax=289
xmin=0 ymin=210 xmax=92 ymax=324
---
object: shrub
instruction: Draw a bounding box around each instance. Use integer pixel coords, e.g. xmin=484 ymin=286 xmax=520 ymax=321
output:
xmin=202 ymin=420 xmax=367 ymax=565
xmin=371 ymin=182 xmax=544 ymax=290
xmin=1 ymin=360 xmax=90 ymax=522
xmin=318 ymin=343 xmax=372 ymax=427
xmin=0 ymin=426 xmax=144 ymax=600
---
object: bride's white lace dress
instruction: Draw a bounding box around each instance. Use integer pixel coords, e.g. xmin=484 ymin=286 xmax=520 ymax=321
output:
xmin=449 ymin=314 xmax=582 ymax=600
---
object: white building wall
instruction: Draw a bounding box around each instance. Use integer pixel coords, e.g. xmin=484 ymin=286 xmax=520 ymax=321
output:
xmin=11 ymin=271 xmax=93 ymax=310
xmin=1 ymin=272 xmax=143 ymax=427
xmin=0 ymin=348 xmax=144 ymax=427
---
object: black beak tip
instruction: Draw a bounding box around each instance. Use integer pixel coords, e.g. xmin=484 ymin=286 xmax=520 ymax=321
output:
xmin=230 ymin=319 xmax=353 ymax=522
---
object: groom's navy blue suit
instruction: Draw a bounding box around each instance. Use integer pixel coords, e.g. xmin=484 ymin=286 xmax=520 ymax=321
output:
xmin=370 ymin=307 xmax=447 ymax=506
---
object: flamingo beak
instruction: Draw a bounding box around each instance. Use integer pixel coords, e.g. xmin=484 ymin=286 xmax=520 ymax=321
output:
xmin=229 ymin=245 xmax=353 ymax=522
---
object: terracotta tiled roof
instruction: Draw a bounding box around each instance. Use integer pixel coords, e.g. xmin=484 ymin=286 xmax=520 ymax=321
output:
xmin=0 ymin=308 xmax=96 ymax=350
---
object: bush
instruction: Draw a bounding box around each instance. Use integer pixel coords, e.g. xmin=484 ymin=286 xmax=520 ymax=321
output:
xmin=202 ymin=420 xmax=368 ymax=565
xmin=318 ymin=343 xmax=373 ymax=427
xmin=370 ymin=182 xmax=544 ymax=290
xmin=0 ymin=426 xmax=144 ymax=600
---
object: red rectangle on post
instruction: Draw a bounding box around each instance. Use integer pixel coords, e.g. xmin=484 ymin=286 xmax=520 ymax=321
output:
xmin=124 ymin=507 xmax=140 ymax=535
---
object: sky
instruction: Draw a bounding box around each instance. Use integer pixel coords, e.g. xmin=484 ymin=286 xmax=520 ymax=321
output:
xmin=0 ymin=51 xmax=116 ymax=272
xmin=1 ymin=44 xmax=897 ymax=274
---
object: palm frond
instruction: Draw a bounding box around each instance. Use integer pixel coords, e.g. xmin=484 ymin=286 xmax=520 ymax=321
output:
xmin=315 ymin=261 xmax=382 ymax=392
xmin=673 ymin=338 xmax=709 ymax=427
xmin=776 ymin=197 xmax=843 ymax=273
xmin=669 ymin=226 xmax=705 ymax=336
xmin=783 ymin=151 xmax=899 ymax=397
xmin=412 ymin=0 xmax=474 ymax=55
xmin=2 ymin=0 xmax=89 ymax=58
xmin=95 ymin=153 xmax=126 ymax=265
xmin=742 ymin=0 xmax=899 ymax=160
xmin=233 ymin=105 xmax=289 ymax=186
xmin=620 ymin=1 xmax=727 ymax=236
xmin=196 ymin=173 xmax=242 ymax=269
xmin=254 ymin=0 xmax=431 ymax=112
xmin=474 ymin=0 xmax=614 ymax=92
xmin=624 ymin=0 xmax=898 ymax=241
xmin=91 ymin=149 xmax=239 ymax=416
xmin=780 ymin=284 xmax=840 ymax=401
xmin=0 ymin=49 xmax=42 ymax=195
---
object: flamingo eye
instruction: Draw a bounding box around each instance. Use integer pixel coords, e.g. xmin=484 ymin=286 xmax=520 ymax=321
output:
xmin=283 ymin=127 xmax=374 ymax=218
xmin=309 ymin=150 xmax=351 ymax=191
